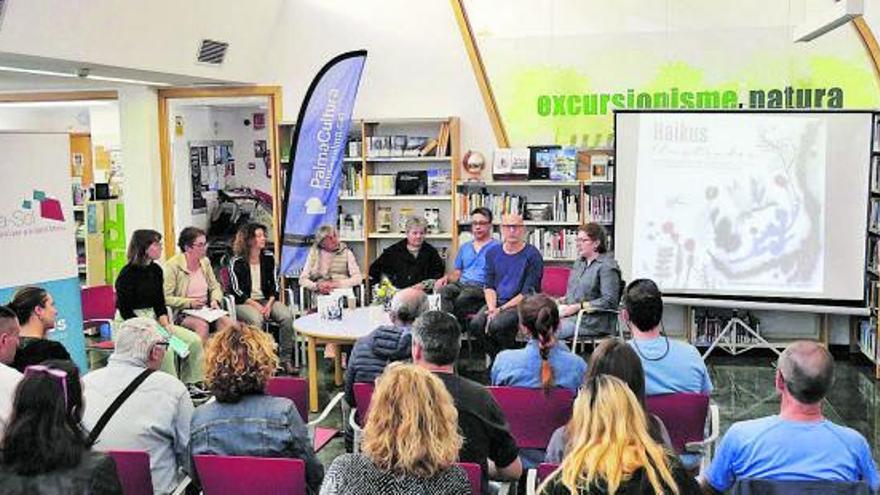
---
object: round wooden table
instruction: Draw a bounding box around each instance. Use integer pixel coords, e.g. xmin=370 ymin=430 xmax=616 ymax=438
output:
xmin=293 ymin=305 xmax=391 ymax=412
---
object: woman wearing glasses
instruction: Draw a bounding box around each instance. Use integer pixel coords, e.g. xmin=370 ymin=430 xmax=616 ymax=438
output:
xmin=556 ymin=223 xmax=622 ymax=341
xmin=116 ymin=229 xmax=205 ymax=390
xmin=538 ymin=374 xmax=699 ymax=495
xmin=0 ymin=359 xmax=123 ymax=494
xmin=164 ymin=226 xmax=235 ymax=342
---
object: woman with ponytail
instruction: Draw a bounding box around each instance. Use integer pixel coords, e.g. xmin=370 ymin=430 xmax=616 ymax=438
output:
xmin=537 ymin=375 xmax=699 ymax=495
xmin=491 ymin=294 xmax=587 ymax=392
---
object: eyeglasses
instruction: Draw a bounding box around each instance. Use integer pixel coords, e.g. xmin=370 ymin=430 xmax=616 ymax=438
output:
xmin=24 ymin=365 xmax=68 ymax=410
xmin=501 ymin=224 xmax=524 ymax=229
xmin=153 ymin=341 xmax=170 ymax=351
xmin=192 ymin=241 xmax=207 ymax=248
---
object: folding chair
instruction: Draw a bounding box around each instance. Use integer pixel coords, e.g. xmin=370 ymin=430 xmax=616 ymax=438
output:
xmin=82 ymin=285 xmax=117 ymax=365
xmin=645 ymin=392 xmax=719 ymax=473
xmin=526 ymin=463 xmax=560 ymax=495
xmin=193 ymin=455 xmax=306 ymax=495
xmin=265 ymin=376 xmax=345 ymax=452
xmin=108 ymin=449 xmax=189 ymax=495
xmin=348 ymin=381 xmax=375 ymax=453
xmin=541 ymin=266 xmax=571 ymax=299
xmin=487 ymin=387 xmax=575 ymax=450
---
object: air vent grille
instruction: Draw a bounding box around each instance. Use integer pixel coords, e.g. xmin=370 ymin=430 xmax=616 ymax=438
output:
xmin=197 ymin=39 xmax=229 ymax=65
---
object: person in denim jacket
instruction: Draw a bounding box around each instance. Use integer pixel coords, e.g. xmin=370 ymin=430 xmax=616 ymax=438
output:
xmin=189 ymin=324 xmax=323 ymax=493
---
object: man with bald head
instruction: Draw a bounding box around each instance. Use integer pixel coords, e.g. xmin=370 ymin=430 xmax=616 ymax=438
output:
xmin=702 ymin=341 xmax=879 ymax=493
xmin=344 ymin=287 xmax=428 ymax=406
xmin=469 ymin=213 xmax=543 ymax=363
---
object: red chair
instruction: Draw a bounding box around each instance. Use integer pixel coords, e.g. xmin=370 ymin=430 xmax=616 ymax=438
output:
xmin=108 ymin=450 xmax=152 ymax=495
xmin=645 ymin=392 xmax=719 ymax=472
xmin=193 ymin=455 xmax=305 ymax=495
xmin=541 ymin=266 xmax=571 ymax=299
xmin=82 ymin=285 xmax=117 ymax=356
xmin=457 ymin=462 xmax=482 ymax=495
xmin=265 ymin=376 xmax=343 ymax=452
xmin=348 ymin=382 xmax=376 ymax=453
xmin=526 ymin=463 xmax=560 ymax=495
xmin=487 ymin=387 xmax=575 ymax=449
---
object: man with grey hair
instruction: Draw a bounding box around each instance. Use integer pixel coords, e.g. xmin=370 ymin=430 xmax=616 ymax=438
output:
xmin=344 ymin=287 xmax=428 ymax=407
xmin=83 ymin=317 xmax=194 ymax=495
xmin=702 ymin=340 xmax=879 ymax=493
xmin=368 ymin=216 xmax=445 ymax=289
xmin=412 ymin=310 xmax=521 ymax=494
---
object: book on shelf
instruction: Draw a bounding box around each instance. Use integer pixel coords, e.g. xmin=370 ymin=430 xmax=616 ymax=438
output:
xmin=341 ymin=165 xmax=363 ymax=196
xmin=424 ymin=208 xmax=441 ymax=233
xmin=860 ymin=318 xmax=876 ymax=359
xmin=419 ymin=139 xmax=438 ymax=157
xmin=347 ymin=139 xmax=362 ymax=158
xmin=550 ymin=147 xmax=577 ymax=181
xmin=405 ymin=136 xmax=429 ymax=157
xmin=391 ymin=135 xmax=407 ymax=157
xmin=367 ymin=174 xmax=396 ymax=196
xmin=528 ymin=227 xmax=577 ymax=260
xmin=492 ymin=148 xmax=529 ymax=180
xmin=457 ymin=189 xmax=525 ymax=221
xmin=585 ymin=192 xmax=614 ymax=223
xmin=873 ymin=156 xmax=880 ymax=192
xmin=436 ymin=122 xmax=450 ymax=157
xmin=871 ymin=199 xmax=880 ymax=231
xmin=427 ymin=169 xmax=452 ymax=195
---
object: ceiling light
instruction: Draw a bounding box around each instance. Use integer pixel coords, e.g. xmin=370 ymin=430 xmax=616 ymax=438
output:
xmin=0 ymin=65 xmax=171 ymax=86
xmin=794 ymin=0 xmax=864 ymax=42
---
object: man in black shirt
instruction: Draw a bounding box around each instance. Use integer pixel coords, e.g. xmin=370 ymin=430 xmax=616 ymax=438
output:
xmin=411 ymin=310 xmax=522 ymax=493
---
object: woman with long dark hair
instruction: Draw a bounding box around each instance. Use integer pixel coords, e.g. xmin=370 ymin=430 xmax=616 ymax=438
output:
xmin=0 ymin=359 xmax=122 ymax=494
xmin=115 ymin=229 xmax=205 ymax=389
xmin=228 ymin=223 xmax=295 ymax=371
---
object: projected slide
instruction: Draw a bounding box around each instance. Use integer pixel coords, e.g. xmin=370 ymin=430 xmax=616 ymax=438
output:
xmin=632 ymin=114 xmax=826 ymax=293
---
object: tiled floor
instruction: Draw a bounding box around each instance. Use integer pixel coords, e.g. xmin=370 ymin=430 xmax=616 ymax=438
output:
xmin=306 ymin=350 xmax=880 ymax=466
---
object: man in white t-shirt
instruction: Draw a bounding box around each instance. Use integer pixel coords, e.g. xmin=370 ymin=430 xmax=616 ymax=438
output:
xmin=0 ymin=305 xmax=22 ymax=432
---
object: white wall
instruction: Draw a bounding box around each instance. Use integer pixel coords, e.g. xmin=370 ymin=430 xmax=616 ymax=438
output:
xmin=262 ymin=0 xmax=498 ymax=155
xmin=0 ymin=106 xmax=90 ymax=132
xmin=117 ymin=86 xmax=162 ymax=238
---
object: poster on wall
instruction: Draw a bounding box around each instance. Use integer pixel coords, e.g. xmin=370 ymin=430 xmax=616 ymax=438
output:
xmin=0 ymin=132 xmax=87 ymax=371
xmin=462 ymin=0 xmax=880 ymax=146
xmin=189 ymin=141 xmax=234 ymax=213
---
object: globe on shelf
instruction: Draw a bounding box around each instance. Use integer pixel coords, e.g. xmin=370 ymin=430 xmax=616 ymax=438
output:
xmin=462 ymin=150 xmax=485 ymax=181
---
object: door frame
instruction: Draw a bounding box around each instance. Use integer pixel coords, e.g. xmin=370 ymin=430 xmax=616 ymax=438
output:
xmin=157 ymin=86 xmax=284 ymax=256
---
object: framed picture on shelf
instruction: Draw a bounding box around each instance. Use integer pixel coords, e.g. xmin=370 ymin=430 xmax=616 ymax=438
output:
xmin=591 ymin=154 xmax=609 ymax=181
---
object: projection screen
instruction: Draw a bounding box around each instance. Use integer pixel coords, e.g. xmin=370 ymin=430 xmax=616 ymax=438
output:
xmin=614 ymin=110 xmax=873 ymax=308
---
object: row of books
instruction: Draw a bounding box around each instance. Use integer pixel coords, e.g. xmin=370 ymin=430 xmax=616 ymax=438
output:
xmin=873 ymin=155 xmax=880 ymax=192
xmin=869 ymin=239 xmax=880 ymax=275
xmin=871 ymin=198 xmax=880 ymax=232
xmin=366 ymin=175 xmax=396 ymax=196
xmin=584 ymin=193 xmax=614 ymax=224
xmin=349 ymin=122 xmax=451 ymax=159
xmin=527 ymin=228 xmax=579 ymax=259
xmin=692 ymin=310 xmax=762 ymax=346
xmin=456 ymin=191 xmax=525 ymax=220
xmin=341 ymin=166 xmax=363 ymax=196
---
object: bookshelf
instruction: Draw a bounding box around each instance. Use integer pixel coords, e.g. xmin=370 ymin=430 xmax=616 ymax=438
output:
xmin=863 ymin=112 xmax=880 ymax=378
xmin=455 ymin=177 xmax=613 ymax=262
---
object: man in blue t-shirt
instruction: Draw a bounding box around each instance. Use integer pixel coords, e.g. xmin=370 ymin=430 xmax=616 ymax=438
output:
xmin=702 ymin=341 xmax=880 ymax=493
xmin=623 ymin=279 xmax=712 ymax=396
xmin=436 ymin=207 xmax=499 ymax=327
xmin=469 ymin=213 xmax=543 ymax=361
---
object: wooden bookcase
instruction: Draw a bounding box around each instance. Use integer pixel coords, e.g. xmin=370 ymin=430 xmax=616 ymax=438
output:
xmin=861 ymin=112 xmax=880 ymax=378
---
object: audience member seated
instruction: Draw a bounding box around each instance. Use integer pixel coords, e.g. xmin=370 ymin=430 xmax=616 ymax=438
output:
xmin=190 ymin=323 xmax=323 ymax=494
xmin=0 ymin=360 xmax=123 ymax=495
xmin=368 ymin=216 xmax=445 ymax=290
xmin=701 ymin=341 xmax=880 ymax=494
xmin=0 ymin=306 xmax=21 ymax=433
xmin=413 ymin=310 xmax=522 ymax=493
xmin=538 ymin=375 xmax=700 ymax=495
xmin=556 ymin=223 xmax=621 ymax=340
xmin=321 ymin=363 xmax=470 ymax=494
xmin=299 ymin=224 xmax=363 ymax=296
xmin=82 ymin=317 xmax=193 ymax=495
xmin=469 ymin=213 xmax=543 ymax=361
xmin=228 ymin=222 xmax=295 ymax=370
xmin=546 ymin=339 xmax=673 ymax=465
xmin=116 ymin=229 xmax=205 ymax=389
xmin=163 ymin=226 xmax=235 ymax=342
xmin=623 ymin=279 xmax=712 ymax=396
xmin=7 ymin=286 xmax=71 ymax=371
xmin=344 ymin=287 xmax=427 ymax=406
xmin=437 ymin=207 xmax=499 ymax=326
xmin=492 ymin=293 xmax=587 ymax=392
